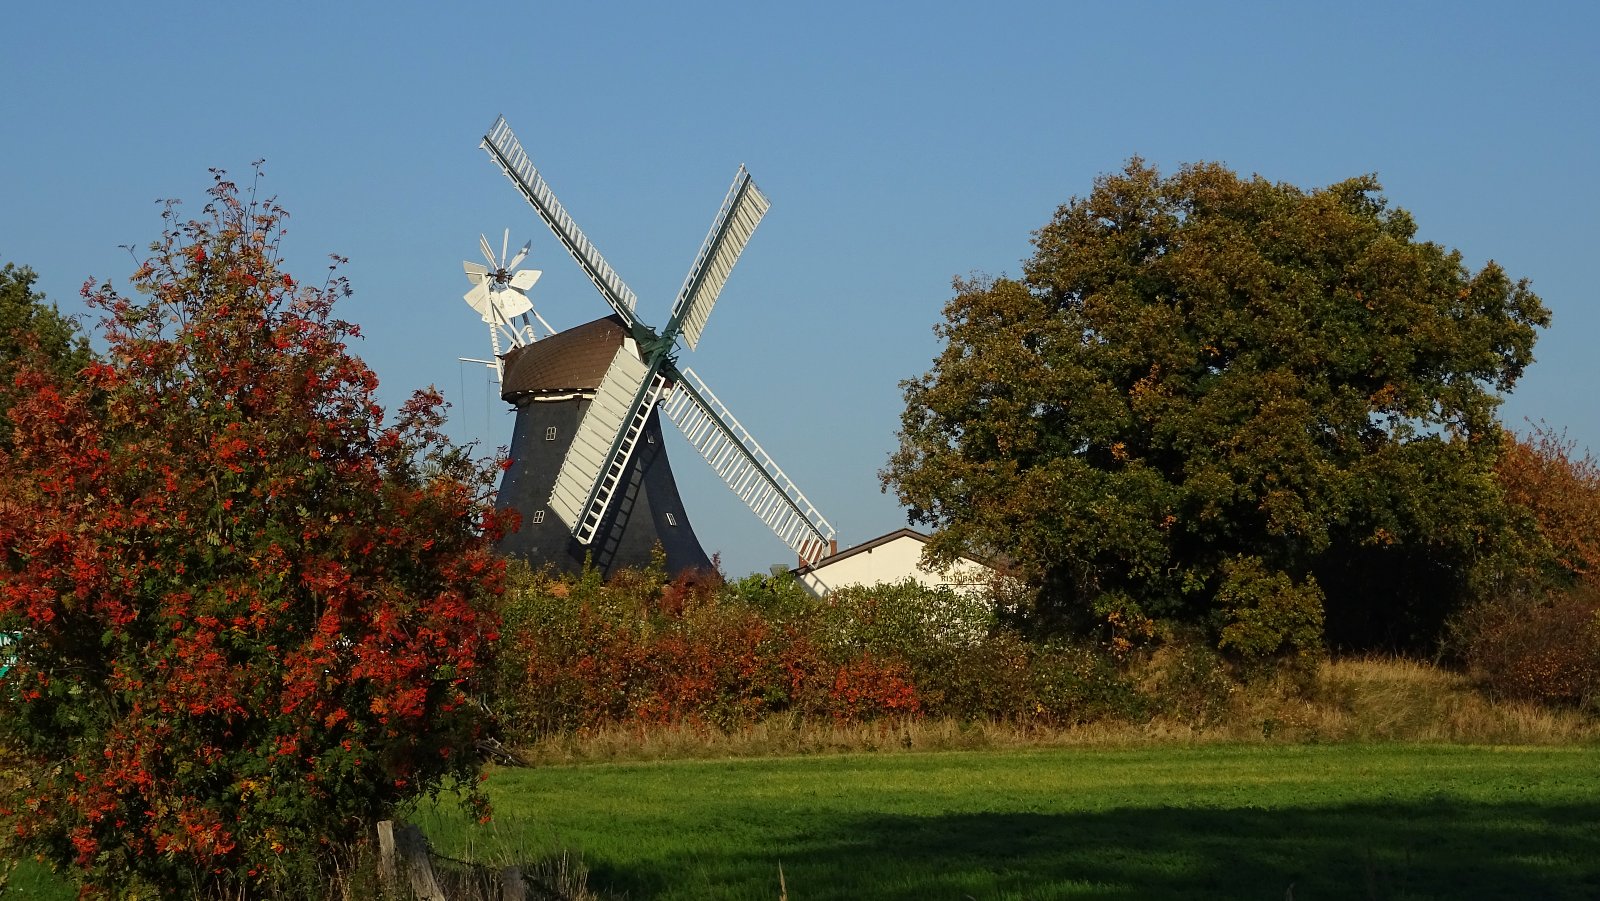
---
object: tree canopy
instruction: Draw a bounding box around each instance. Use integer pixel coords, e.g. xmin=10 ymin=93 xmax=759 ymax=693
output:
xmin=884 ymin=160 xmax=1549 ymax=656
xmin=0 ymin=259 xmax=95 ymax=438
xmin=0 ymin=171 xmax=508 ymax=896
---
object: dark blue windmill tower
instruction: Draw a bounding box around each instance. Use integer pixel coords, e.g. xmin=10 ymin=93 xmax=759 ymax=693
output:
xmin=461 ymin=116 xmax=836 ymax=577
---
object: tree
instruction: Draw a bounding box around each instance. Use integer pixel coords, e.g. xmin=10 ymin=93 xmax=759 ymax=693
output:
xmin=0 ymin=169 xmax=509 ymax=897
xmin=0 ymin=259 xmax=95 ymax=439
xmin=884 ymin=160 xmax=1548 ymax=657
xmin=1494 ymin=423 xmax=1600 ymax=589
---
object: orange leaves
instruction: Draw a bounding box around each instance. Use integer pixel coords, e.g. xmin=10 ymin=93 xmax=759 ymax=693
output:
xmin=1126 ymin=366 xmax=1169 ymax=419
xmin=827 ymin=654 xmax=922 ymax=721
xmin=1496 ymin=424 xmax=1600 ymax=586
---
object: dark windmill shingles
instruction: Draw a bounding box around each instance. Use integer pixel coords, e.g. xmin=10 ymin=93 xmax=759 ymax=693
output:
xmin=500 ymin=315 xmax=628 ymax=400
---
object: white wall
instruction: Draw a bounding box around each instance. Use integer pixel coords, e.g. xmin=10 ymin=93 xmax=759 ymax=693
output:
xmin=797 ymin=535 xmax=994 ymax=597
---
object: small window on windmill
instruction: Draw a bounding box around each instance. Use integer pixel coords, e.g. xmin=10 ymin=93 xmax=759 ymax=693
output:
xmin=545 ymin=426 xmax=557 ymax=441
xmin=532 ymin=510 xmax=545 ymax=524
xmin=647 ymin=432 xmax=655 ymax=444
xmin=665 ymin=512 xmax=677 ymax=527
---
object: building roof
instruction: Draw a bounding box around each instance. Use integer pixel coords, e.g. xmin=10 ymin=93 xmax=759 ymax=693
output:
xmin=793 ymin=528 xmax=933 ymax=575
xmin=793 ymin=527 xmax=1006 ymax=577
xmin=501 ymin=315 xmax=629 ymax=402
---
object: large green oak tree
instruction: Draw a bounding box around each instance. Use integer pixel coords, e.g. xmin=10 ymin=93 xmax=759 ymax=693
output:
xmin=885 ymin=160 xmax=1548 ymax=657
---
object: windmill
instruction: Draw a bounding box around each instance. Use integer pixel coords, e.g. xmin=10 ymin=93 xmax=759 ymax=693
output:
xmin=476 ymin=115 xmax=836 ymax=575
xmin=460 ymin=229 xmax=554 ymax=381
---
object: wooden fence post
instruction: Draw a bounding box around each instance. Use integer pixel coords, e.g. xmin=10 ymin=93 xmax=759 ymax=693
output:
xmin=500 ymin=865 xmax=526 ymax=901
xmin=396 ymin=823 xmax=447 ymax=901
xmin=376 ymin=820 xmax=398 ymax=890
xmin=375 ymin=819 xmax=447 ymax=901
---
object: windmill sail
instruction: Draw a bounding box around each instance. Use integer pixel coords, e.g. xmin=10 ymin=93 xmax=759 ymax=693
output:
xmin=482 ymin=116 xmax=837 ymax=568
xmin=667 ymin=166 xmax=770 ymax=350
xmin=660 ymin=367 xmax=835 ymax=562
xmin=548 ymin=346 xmax=668 ymax=544
xmin=481 ymin=116 xmax=640 ymax=328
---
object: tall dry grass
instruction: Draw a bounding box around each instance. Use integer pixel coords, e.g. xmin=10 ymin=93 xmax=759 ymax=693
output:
xmin=1236 ymin=656 xmax=1599 ymax=744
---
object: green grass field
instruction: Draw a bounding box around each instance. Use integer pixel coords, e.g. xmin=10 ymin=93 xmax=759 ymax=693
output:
xmin=11 ymin=743 xmax=1599 ymax=899
xmin=407 ymin=743 xmax=1600 ymax=900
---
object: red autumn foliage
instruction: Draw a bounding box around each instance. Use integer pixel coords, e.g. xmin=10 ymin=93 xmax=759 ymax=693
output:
xmin=494 ymin=565 xmax=924 ymax=735
xmin=0 ymin=169 xmax=507 ymax=897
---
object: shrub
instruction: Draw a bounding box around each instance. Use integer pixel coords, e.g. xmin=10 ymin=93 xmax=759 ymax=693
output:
xmin=820 ymin=653 xmax=922 ymax=721
xmin=487 ymin=568 xmax=1173 ymax=736
xmin=1135 ymin=639 xmax=1237 ymax=727
xmin=1213 ymin=556 xmax=1325 ymax=674
xmin=719 ymin=570 xmax=820 ymax=623
xmin=817 ymin=580 xmax=999 ymax=652
xmin=489 ymin=565 xmax=927 ymax=740
xmin=1029 ymin=641 xmax=1146 ymax=724
xmin=1451 ymin=587 xmax=1600 ymax=708
xmin=914 ymin=630 xmax=1033 ymax=719
xmin=0 ymin=171 xmax=505 ymax=898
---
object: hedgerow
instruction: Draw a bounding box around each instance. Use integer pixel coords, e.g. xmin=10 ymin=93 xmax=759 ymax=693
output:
xmin=489 ymin=562 xmax=1162 ymax=742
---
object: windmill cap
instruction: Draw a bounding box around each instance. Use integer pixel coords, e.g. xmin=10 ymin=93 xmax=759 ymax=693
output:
xmin=500 ymin=315 xmax=629 ymax=402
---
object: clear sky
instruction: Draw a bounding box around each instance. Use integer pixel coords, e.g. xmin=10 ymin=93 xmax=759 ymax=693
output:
xmin=3 ymin=2 xmax=1595 ymax=576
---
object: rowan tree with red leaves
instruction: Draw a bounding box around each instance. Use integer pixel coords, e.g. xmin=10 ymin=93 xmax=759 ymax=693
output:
xmin=0 ymin=168 xmax=509 ymax=897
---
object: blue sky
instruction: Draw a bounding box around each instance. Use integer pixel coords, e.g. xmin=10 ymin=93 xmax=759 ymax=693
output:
xmin=3 ymin=2 xmax=1595 ymax=575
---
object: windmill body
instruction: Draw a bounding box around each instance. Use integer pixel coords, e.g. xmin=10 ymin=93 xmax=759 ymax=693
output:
xmin=494 ymin=316 xmax=713 ymax=575
xmin=466 ymin=115 xmax=836 ymax=577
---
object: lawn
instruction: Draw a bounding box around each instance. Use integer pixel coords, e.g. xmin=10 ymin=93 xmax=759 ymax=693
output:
xmin=11 ymin=744 xmax=1599 ymax=899
xmin=410 ymin=743 xmax=1600 ymax=900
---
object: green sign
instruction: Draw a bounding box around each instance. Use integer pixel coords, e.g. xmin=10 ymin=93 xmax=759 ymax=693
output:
xmin=0 ymin=631 xmax=15 ymax=679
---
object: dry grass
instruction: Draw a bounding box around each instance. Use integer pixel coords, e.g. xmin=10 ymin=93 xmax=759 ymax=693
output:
xmin=511 ymin=657 xmax=1600 ymax=764
xmin=1229 ymin=656 xmax=1600 ymax=744
xmin=515 ymin=715 xmax=1143 ymax=765
xmin=1223 ymin=655 xmax=1598 ymax=746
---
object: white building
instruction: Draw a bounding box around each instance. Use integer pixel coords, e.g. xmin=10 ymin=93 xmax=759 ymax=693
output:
xmin=792 ymin=528 xmax=1000 ymax=598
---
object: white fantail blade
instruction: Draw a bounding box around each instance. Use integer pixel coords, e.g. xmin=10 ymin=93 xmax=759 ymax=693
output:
xmin=509 ymin=268 xmax=542 ymax=291
xmin=508 ymin=240 xmax=531 ymax=271
xmin=489 ymin=286 xmax=533 ymax=319
xmin=480 ymin=234 xmax=497 ymax=268
xmin=463 ymin=281 xmax=492 ymax=318
xmin=501 ymin=229 xmax=510 ymax=266
xmin=464 ymin=260 xmax=489 ymax=278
